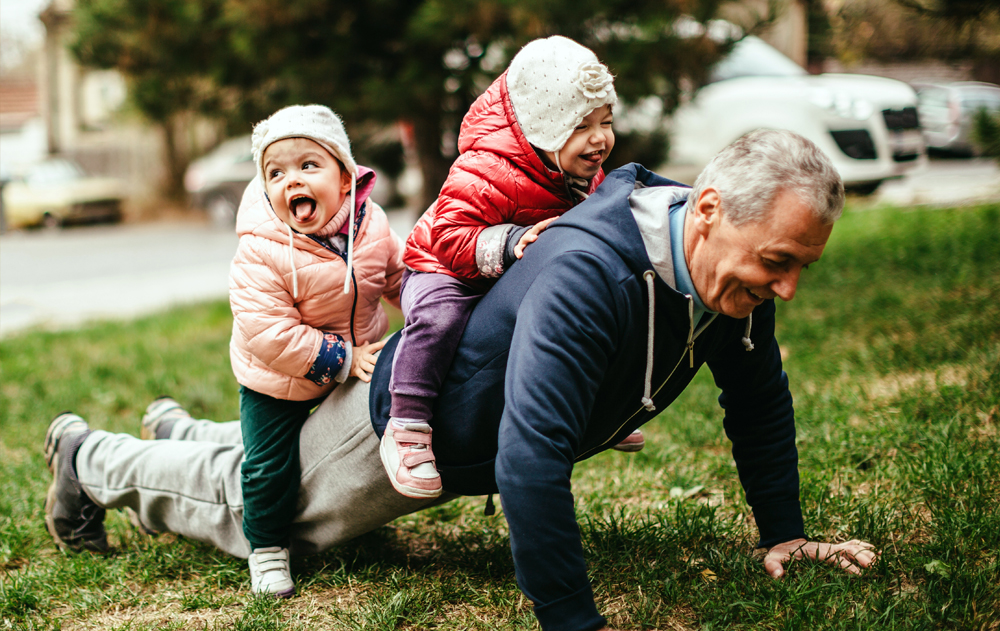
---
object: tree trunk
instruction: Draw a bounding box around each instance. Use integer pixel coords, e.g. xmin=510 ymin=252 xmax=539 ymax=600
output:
xmin=160 ymin=116 xmax=188 ymax=202
xmin=409 ymin=111 xmax=454 ymax=212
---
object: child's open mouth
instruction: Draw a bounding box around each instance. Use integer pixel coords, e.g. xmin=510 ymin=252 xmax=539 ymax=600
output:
xmin=580 ymin=151 xmax=603 ymax=165
xmin=290 ymin=196 xmax=317 ymax=223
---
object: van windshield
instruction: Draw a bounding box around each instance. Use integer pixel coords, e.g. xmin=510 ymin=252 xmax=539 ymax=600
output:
xmin=710 ymin=36 xmax=806 ymax=83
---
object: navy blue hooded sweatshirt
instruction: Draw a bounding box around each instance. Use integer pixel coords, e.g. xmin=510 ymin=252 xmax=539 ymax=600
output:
xmin=372 ymin=164 xmax=805 ymax=631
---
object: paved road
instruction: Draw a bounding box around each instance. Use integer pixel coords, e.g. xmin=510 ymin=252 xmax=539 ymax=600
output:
xmin=0 ymin=209 xmax=419 ymax=338
xmin=1 ymin=159 xmax=997 ymax=338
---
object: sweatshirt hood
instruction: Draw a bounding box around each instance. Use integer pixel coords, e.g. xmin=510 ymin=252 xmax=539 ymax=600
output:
xmin=628 ymin=184 xmax=691 ymax=290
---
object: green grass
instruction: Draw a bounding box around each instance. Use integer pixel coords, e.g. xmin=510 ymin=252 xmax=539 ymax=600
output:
xmin=2 ymin=202 xmax=999 ymax=630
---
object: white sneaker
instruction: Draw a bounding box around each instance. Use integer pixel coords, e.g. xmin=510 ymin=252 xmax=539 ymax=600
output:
xmin=248 ymin=547 xmax=295 ymax=598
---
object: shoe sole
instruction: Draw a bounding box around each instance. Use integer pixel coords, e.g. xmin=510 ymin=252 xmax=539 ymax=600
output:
xmin=43 ymin=449 xmax=73 ymax=551
xmin=44 ymin=413 xmax=86 ymax=471
xmin=140 ymin=397 xmax=184 ymax=440
xmin=612 ymin=441 xmax=645 ymax=453
xmin=379 ymin=435 xmax=443 ymax=500
xmin=254 ymin=586 xmax=296 ymax=599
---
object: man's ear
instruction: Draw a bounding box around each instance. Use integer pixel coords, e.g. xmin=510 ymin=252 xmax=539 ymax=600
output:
xmin=690 ymin=187 xmax=722 ymax=236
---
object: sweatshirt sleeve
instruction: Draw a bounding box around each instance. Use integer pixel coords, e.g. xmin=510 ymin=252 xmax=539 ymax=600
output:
xmin=707 ymin=300 xmax=805 ymax=548
xmin=495 ymin=251 xmax=623 ymax=631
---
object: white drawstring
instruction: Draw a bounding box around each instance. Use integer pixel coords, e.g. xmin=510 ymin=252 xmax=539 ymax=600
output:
xmin=686 ymin=296 xmax=695 ymax=368
xmin=640 ymin=270 xmax=656 ymax=412
xmin=343 ymin=173 xmax=356 ymax=294
xmin=742 ymin=313 xmax=754 ymax=351
xmin=286 ymin=223 xmax=298 ymax=300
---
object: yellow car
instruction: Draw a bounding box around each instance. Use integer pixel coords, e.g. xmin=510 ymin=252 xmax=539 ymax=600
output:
xmin=1 ymin=158 xmax=124 ymax=229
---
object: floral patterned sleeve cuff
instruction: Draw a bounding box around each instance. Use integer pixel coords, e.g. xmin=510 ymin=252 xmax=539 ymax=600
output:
xmin=305 ymin=332 xmax=350 ymax=387
xmin=475 ymin=223 xmax=515 ymax=278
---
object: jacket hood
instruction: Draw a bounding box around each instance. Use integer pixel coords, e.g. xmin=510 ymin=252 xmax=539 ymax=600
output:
xmin=555 ymin=163 xmax=688 ymax=283
xmin=458 ymin=71 xmax=573 ymax=193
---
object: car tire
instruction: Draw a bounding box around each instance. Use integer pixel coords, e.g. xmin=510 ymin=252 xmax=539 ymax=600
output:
xmin=206 ymin=193 xmax=238 ymax=228
xmin=42 ymin=213 xmax=62 ymax=230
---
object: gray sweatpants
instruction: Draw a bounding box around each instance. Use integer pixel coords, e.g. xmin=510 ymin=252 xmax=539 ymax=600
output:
xmin=76 ymin=379 xmax=445 ymax=558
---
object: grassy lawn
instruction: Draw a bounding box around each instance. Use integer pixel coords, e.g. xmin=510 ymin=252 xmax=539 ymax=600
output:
xmin=2 ymin=202 xmax=999 ymax=630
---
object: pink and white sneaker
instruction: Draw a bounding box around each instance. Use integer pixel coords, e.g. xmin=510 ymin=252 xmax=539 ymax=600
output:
xmin=379 ymin=423 xmax=443 ymax=499
xmin=612 ymin=429 xmax=645 ymax=452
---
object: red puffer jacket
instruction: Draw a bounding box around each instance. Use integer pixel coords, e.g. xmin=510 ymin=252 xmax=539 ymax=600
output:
xmin=403 ymin=70 xmax=605 ymax=289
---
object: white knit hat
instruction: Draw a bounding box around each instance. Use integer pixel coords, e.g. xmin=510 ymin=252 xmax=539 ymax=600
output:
xmin=251 ymin=104 xmax=359 ymax=296
xmin=506 ymin=35 xmax=618 ymax=154
xmin=251 ymin=104 xmax=357 ymax=181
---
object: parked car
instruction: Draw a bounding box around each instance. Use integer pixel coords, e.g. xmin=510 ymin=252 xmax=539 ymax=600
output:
xmin=0 ymin=158 xmax=124 ymax=229
xmin=667 ymin=35 xmax=926 ymax=194
xmin=912 ymin=81 xmax=1000 ymax=156
xmin=184 ymin=135 xmax=256 ymax=226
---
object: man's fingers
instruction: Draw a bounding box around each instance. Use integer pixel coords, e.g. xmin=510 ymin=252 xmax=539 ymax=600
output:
xmin=763 ymin=553 xmax=787 ymax=578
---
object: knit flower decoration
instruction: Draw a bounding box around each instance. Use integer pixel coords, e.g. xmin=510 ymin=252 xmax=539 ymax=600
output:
xmin=574 ymin=61 xmax=613 ymax=99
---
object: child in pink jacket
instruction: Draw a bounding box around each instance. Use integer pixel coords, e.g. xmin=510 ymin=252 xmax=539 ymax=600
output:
xmin=228 ymin=105 xmax=404 ymax=598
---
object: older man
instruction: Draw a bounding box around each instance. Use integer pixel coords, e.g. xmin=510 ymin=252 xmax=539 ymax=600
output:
xmin=44 ymin=130 xmax=876 ymax=631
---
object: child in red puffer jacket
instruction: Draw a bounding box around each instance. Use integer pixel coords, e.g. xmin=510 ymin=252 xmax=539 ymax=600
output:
xmin=382 ymin=36 xmax=643 ymax=500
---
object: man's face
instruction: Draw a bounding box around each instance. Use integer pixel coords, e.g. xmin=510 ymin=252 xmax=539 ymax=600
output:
xmin=685 ymin=187 xmax=833 ymax=319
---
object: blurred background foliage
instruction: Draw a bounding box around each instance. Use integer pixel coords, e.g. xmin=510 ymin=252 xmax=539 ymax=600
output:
xmin=68 ymin=0 xmax=755 ymax=208
xmin=830 ymin=0 xmax=1000 ymax=71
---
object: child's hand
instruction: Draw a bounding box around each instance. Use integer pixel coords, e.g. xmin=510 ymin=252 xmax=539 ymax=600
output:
xmin=514 ymin=217 xmax=558 ymax=259
xmin=351 ymin=339 xmax=387 ymax=382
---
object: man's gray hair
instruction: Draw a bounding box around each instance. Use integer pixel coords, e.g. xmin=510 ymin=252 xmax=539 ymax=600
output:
xmin=688 ymin=129 xmax=845 ymax=226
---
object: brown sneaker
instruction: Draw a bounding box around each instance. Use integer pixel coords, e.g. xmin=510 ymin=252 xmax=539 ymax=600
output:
xmin=43 ymin=412 xmax=108 ymax=552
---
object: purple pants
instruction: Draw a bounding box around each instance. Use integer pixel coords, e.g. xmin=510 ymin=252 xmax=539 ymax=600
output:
xmin=389 ymin=270 xmax=483 ymax=420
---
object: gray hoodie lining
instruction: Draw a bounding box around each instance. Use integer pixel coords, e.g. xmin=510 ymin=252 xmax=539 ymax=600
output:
xmin=627 ymin=185 xmax=692 ymax=290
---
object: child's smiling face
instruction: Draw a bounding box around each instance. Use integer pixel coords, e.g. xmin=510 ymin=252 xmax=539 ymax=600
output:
xmin=546 ymin=105 xmax=615 ymax=180
xmin=261 ymin=137 xmax=351 ymax=234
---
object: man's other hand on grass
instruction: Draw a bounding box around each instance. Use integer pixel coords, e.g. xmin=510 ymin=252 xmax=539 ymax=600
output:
xmin=763 ymin=538 xmax=878 ymax=578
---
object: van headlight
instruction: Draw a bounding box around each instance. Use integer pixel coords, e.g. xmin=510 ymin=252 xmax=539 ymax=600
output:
xmin=809 ymin=89 xmax=873 ymax=121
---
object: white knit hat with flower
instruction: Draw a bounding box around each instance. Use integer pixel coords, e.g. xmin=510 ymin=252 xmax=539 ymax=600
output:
xmin=506 ymin=35 xmax=618 ymax=154
xmin=251 ymin=104 xmax=360 ymax=296
xmin=251 ymin=104 xmax=357 ymax=182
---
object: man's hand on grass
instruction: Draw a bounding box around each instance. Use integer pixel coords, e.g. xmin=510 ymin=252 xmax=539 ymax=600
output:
xmin=514 ymin=217 xmax=558 ymax=259
xmin=350 ymin=339 xmax=386 ymax=382
xmin=763 ymin=538 xmax=878 ymax=578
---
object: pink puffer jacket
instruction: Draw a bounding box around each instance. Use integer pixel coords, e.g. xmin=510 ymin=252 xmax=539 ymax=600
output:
xmin=229 ymin=176 xmax=404 ymax=401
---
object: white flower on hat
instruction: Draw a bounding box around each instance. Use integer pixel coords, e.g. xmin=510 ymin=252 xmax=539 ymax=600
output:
xmin=574 ymin=61 xmax=613 ymax=100
xmin=506 ymin=35 xmax=618 ymax=153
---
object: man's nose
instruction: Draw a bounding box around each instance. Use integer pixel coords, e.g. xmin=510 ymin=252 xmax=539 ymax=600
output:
xmin=772 ymin=268 xmax=801 ymax=302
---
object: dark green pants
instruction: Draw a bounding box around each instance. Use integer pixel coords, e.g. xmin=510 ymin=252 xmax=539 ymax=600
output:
xmin=239 ymin=386 xmax=323 ymax=550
